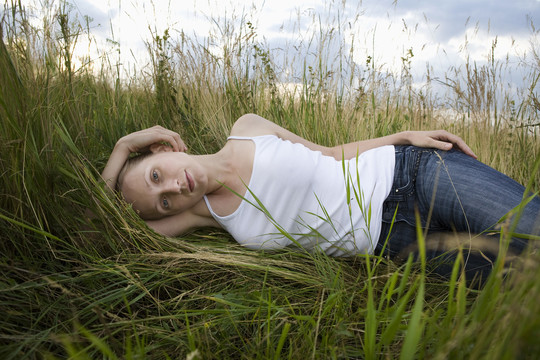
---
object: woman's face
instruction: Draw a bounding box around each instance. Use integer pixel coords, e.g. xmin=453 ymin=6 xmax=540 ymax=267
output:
xmin=121 ymin=151 xmax=208 ymax=220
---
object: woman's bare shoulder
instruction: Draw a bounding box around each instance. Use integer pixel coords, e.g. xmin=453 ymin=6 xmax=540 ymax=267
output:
xmin=230 ymin=113 xmax=333 ymax=157
xmin=230 ymin=114 xmax=279 ymax=137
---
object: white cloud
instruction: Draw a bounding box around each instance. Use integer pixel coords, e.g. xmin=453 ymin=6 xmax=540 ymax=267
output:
xmin=17 ymin=0 xmax=538 ymax=89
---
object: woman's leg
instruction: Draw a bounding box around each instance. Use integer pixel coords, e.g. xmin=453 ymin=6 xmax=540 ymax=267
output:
xmin=377 ymin=146 xmax=540 ymax=283
xmin=418 ymin=148 xmax=540 ymax=240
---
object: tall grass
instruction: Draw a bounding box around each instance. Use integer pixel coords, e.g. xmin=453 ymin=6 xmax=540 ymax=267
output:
xmin=0 ymin=1 xmax=539 ymax=359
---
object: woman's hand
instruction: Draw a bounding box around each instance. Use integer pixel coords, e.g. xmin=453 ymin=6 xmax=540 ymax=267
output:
xmin=117 ymin=125 xmax=187 ymax=154
xmin=404 ymin=130 xmax=477 ymax=159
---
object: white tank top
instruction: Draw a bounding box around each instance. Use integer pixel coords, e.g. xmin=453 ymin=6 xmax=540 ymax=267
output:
xmin=204 ymin=135 xmax=395 ymax=256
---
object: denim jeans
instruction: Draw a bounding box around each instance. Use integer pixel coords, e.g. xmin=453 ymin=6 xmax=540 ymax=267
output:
xmin=376 ymin=146 xmax=540 ymax=283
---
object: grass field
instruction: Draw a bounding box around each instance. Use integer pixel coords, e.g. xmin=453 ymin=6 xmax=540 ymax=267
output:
xmin=1 ymin=1 xmax=540 ymax=359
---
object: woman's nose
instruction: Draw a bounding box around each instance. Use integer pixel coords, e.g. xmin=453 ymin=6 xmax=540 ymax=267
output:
xmin=164 ymin=178 xmax=181 ymax=193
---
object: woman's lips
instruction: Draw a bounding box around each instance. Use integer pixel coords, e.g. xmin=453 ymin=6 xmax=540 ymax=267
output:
xmin=185 ymin=170 xmax=194 ymax=192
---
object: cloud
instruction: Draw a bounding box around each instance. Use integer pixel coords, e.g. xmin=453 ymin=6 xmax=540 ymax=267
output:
xmin=17 ymin=0 xmax=536 ymax=91
xmin=70 ymin=0 xmax=116 ymax=37
xmin=368 ymin=0 xmax=539 ymax=41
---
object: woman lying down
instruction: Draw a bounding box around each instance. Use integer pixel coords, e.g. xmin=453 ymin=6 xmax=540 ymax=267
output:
xmin=101 ymin=114 xmax=540 ymax=282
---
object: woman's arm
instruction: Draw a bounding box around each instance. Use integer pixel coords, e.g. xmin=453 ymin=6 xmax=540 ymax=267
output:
xmin=101 ymin=125 xmax=187 ymax=191
xmin=231 ymin=114 xmax=477 ymax=160
xmin=146 ymin=203 xmax=220 ymax=237
xmin=101 ymin=143 xmax=131 ymax=191
xmin=230 ymin=113 xmax=331 ymax=154
xmin=333 ymin=130 xmax=477 ymax=160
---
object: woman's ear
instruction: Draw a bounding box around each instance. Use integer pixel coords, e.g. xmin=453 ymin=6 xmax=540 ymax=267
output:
xmin=149 ymin=143 xmax=173 ymax=153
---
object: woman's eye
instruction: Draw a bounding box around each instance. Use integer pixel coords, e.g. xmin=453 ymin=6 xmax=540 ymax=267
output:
xmin=162 ymin=198 xmax=169 ymax=208
xmin=152 ymin=170 xmax=159 ymax=182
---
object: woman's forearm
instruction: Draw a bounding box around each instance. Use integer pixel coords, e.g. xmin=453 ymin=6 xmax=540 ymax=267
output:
xmin=101 ymin=142 xmax=130 ymax=191
xmin=332 ymin=130 xmax=476 ymax=160
xmin=331 ymin=132 xmax=409 ymax=160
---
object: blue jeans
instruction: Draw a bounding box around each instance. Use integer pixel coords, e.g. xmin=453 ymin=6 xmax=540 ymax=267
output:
xmin=376 ymin=146 xmax=540 ymax=283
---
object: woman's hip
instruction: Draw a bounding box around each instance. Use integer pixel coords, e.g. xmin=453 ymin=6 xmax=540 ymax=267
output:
xmin=378 ymin=146 xmax=540 ymax=252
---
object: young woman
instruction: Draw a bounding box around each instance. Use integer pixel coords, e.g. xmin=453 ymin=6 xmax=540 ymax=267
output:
xmin=102 ymin=114 xmax=540 ymax=281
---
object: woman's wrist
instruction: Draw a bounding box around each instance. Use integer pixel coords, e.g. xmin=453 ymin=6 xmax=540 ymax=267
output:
xmin=385 ymin=131 xmax=412 ymax=146
xmin=398 ymin=131 xmax=413 ymax=145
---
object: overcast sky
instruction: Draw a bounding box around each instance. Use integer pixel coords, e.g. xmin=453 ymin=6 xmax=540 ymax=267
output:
xmin=20 ymin=0 xmax=540 ymax=92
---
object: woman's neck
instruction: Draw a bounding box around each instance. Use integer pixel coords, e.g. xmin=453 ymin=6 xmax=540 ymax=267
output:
xmin=190 ymin=145 xmax=236 ymax=195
